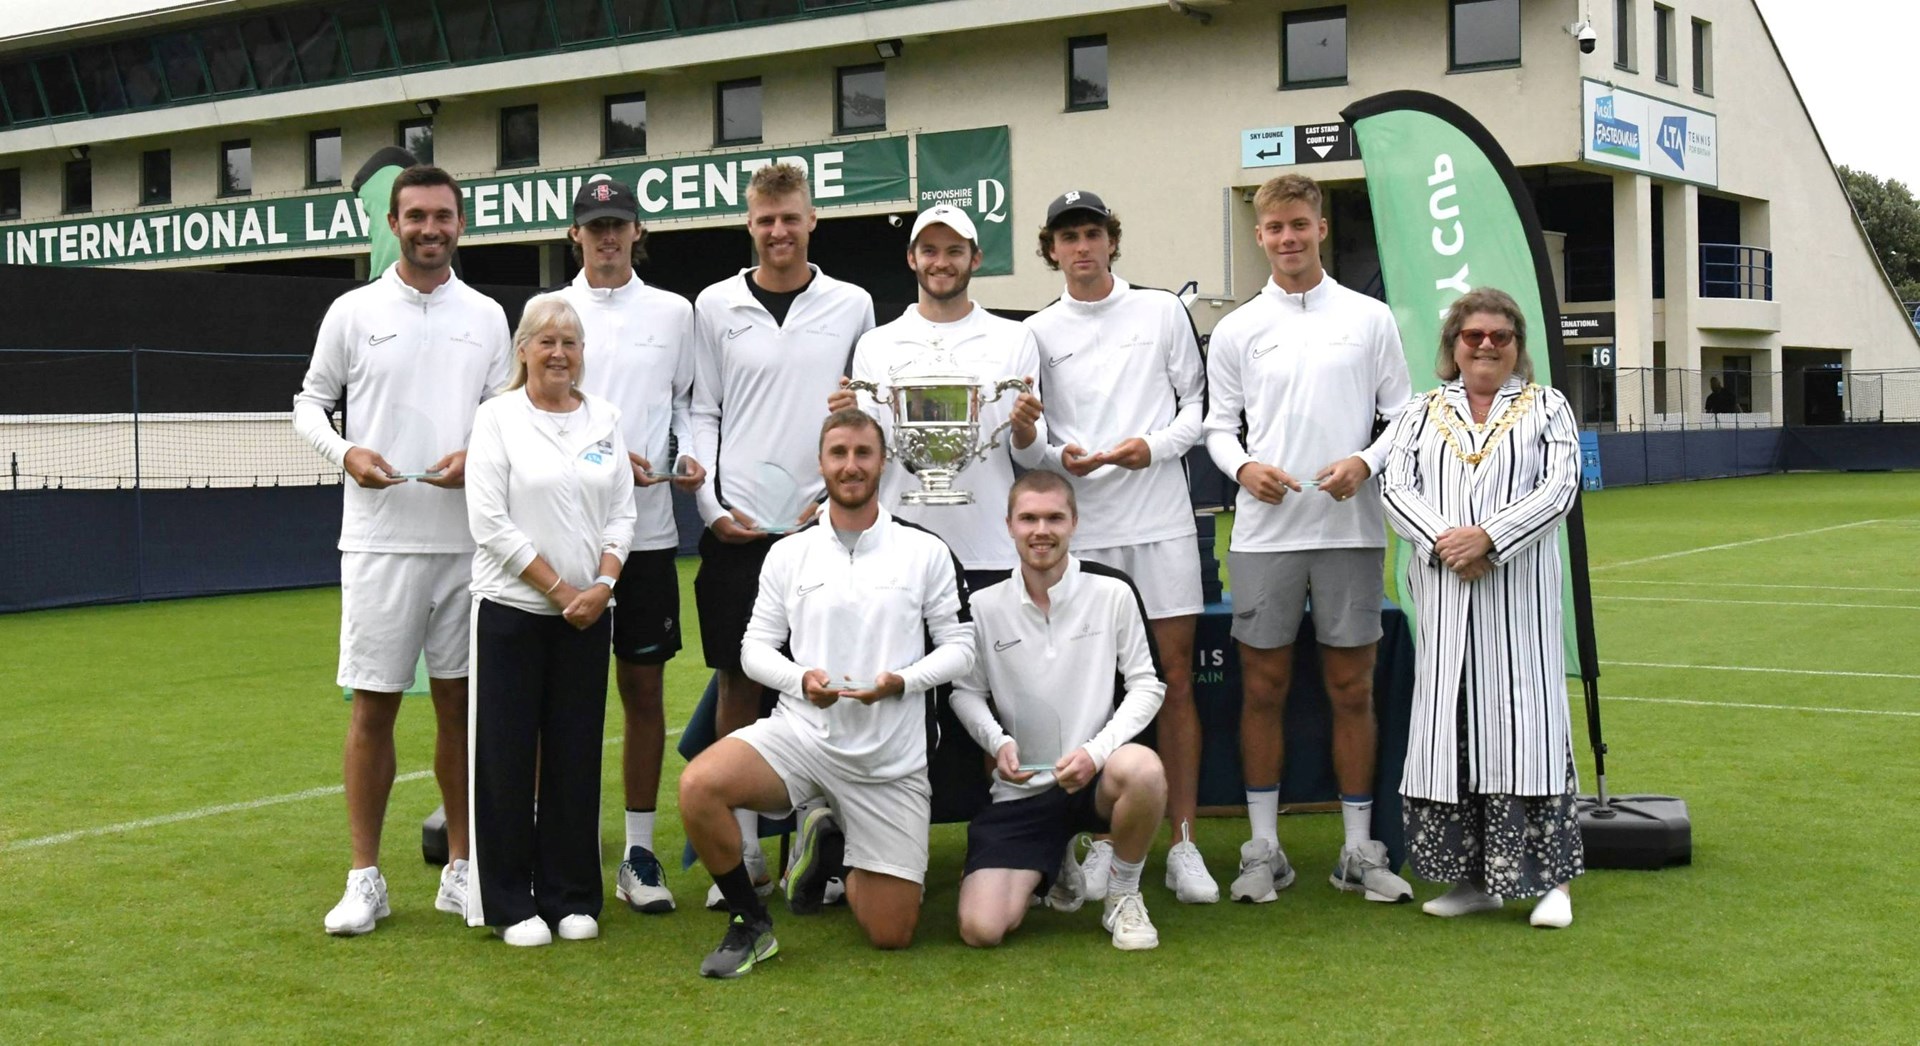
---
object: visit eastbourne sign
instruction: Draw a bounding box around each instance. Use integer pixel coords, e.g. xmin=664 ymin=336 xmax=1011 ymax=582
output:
xmin=1 ymin=135 xmax=916 ymax=268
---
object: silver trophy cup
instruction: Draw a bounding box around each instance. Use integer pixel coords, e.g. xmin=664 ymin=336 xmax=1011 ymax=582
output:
xmin=846 ymin=350 xmax=1030 ymax=506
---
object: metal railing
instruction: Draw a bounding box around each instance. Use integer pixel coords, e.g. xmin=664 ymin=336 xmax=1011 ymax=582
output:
xmin=1699 ymin=243 xmax=1773 ymax=300
xmin=1559 ymin=364 xmax=1920 ymax=431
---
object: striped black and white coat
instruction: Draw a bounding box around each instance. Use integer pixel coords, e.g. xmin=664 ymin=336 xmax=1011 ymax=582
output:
xmin=1380 ymin=375 xmax=1581 ymax=804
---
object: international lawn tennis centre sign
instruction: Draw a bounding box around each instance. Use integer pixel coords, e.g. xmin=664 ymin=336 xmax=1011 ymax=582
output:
xmin=3 ymin=135 xmax=924 ymax=268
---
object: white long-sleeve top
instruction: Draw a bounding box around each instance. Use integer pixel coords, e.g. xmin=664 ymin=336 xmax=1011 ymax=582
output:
xmin=1203 ymin=275 xmax=1413 ymax=553
xmin=950 ymin=557 xmax=1166 ymax=802
xmin=849 ymin=302 xmax=1048 ymax=570
xmin=689 ymin=265 xmax=875 ymax=528
xmin=1022 ymin=276 xmax=1205 ymax=550
xmin=1380 ymin=377 xmax=1581 ymax=802
xmin=740 ymin=506 xmax=975 ymax=783
xmin=464 ymin=389 xmax=636 ymax=616
xmin=292 ymin=264 xmax=511 ymax=553
xmin=546 ymin=271 xmax=694 ymax=553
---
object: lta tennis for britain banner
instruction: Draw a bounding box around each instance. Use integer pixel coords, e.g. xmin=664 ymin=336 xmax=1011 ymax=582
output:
xmin=1339 ymin=91 xmax=1601 ymax=686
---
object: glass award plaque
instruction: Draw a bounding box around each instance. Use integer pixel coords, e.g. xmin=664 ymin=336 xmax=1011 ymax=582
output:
xmin=755 ymin=461 xmax=808 ymax=534
xmin=640 ymin=405 xmax=689 ymax=481
xmin=385 ymin=404 xmax=443 ymax=480
xmin=1005 ymin=692 xmax=1064 ymax=774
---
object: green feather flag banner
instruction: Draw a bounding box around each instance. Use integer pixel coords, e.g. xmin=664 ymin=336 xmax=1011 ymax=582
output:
xmin=1341 ymin=91 xmax=1598 ymax=681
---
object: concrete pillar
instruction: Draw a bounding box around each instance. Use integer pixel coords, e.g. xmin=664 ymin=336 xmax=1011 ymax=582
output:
xmin=1663 ymin=181 xmax=1702 ymax=419
xmin=1611 ymin=172 xmax=1654 ymax=368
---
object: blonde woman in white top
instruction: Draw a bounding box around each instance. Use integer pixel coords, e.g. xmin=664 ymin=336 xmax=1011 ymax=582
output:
xmin=463 ymin=297 xmax=636 ymax=947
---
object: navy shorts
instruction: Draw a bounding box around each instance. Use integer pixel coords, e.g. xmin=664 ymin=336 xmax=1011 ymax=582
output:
xmin=963 ymin=777 xmax=1110 ymax=892
xmin=611 ymin=547 xmax=682 ymax=666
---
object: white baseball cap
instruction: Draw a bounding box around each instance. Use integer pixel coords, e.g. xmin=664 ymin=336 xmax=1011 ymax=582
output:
xmin=909 ymin=203 xmax=979 ymax=246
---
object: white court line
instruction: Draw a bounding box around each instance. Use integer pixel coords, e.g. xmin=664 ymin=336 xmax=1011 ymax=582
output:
xmin=1596 ymin=594 xmax=1920 ymax=612
xmin=1609 ymin=660 xmax=1920 ymax=681
xmin=1591 ymin=520 xmax=1885 ymax=571
xmin=1 ymin=728 xmax=680 ymax=855
xmin=1610 ymin=695 xmax=1920 ymax=719
xmin=1597 ymin=579 xmax=1920 ymax=594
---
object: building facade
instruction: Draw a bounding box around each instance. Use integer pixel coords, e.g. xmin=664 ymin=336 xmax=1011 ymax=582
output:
xmin=2 ymin=0 xmax=1914 ymax=425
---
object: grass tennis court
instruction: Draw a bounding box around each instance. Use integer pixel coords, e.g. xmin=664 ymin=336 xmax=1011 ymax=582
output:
xmin=2 ymin=472 xmax=1916 ymax=1040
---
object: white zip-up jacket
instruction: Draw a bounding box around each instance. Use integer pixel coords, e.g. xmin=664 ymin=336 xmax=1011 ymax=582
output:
xmin=1023 ymin=276 xmax=1205 ymax=550
xmin=292 ymin=264 xmax=511 ymax=553
xmin=1203 ymin=275 xmax=1413 ymax=552
xmin=689 ymin=265 xmax=875 ymax=529
xmin=740 ymin=505 xmax=975 ymax=783
xmin=465 ymin=389 xmax=636 ymax=616
xmin=849 ymin=302 xmax=1047 ymax=570
xmin=951 ymin=556 xmax=1165 ymax=802
xmin=544 ymin=271 xmax=694 ymax=552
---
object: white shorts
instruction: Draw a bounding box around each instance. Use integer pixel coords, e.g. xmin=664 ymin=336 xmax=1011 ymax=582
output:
xmin=337 ymin=551 xmax=472 ymax=692
xmin=733 ymin=712 xmax=931 ymax=884
xmin=1077 ymin=536 xmax=1204 ymax=619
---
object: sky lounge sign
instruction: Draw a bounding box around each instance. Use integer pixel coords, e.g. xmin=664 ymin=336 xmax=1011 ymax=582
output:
xmin=2 ymin=136 xmax=912 ymax=268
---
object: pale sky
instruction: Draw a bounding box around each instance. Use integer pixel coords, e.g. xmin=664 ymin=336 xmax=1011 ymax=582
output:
xmin=1754 ymin=0 xmax=1920 ymax=189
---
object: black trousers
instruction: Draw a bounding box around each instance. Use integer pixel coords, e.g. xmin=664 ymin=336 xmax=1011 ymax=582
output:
xmin=471 ymin=598 xmax=609 ymax=928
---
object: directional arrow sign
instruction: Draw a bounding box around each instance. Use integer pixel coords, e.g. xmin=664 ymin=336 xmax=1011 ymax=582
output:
xmin=1296 ymin=122 xmax=1357 ymax=164
xmin=1240 ymin=126 xmax=1295 ymax=168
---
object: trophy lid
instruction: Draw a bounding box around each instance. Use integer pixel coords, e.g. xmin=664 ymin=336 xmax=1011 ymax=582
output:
xmin=887 ymin=343 xmax=975 ymax=387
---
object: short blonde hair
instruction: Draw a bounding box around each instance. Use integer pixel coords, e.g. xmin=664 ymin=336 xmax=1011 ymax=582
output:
xmin=1252 ymin=173 xmax=1323 ymax=218
xmin=505 ymin=295 xmax=585 ymax=392
xmin=1436 ymin=287 xmax=1534 ymax=383
xmin=747 ymin=162 xmax=810 ymax=205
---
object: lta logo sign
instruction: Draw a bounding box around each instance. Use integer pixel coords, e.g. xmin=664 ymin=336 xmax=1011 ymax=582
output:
xmin=1592 ymin=95 xmax=1641 ymax=160
xmin=1658 ymin=116 xmax=1688 ymax=168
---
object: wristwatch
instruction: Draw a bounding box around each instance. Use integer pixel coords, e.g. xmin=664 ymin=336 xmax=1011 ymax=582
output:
xmin=592 ymin=574 xmax=618 ymax=590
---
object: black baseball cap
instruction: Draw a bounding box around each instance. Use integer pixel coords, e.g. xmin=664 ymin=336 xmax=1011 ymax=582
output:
xmin=1045 ymin=189 xmax=1110 ymax=227
xmin=573 ymin=176 xmax=638 ymax=225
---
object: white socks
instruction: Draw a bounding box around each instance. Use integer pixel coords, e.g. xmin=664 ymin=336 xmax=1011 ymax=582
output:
xmin=735 ymin=808 xmax=762 ymax=858
xmin=349 ymin=864 xmax=380 ymax=881
xmin=1340 ymin=795 xmax=1374 ymax=849
xmin=1108 ymin=855 xmax=1145 ymax=896
xmin=1246 ymin=787 xmax=1280 ymax=845
xmin=625 ymin=809 xmax=655 ymax=855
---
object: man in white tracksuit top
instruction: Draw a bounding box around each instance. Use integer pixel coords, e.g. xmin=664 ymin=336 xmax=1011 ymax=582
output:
xmin=1202 ymin=172 xmax=1415 ymax=907
xmin=292 ymin=166 xmax=511 ymax=937
xmin=1023 ymin=189 xmax=1217 ymax=905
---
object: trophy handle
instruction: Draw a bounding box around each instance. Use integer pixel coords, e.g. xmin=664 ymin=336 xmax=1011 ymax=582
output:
xmin=974 ymin=377 xmax=1035 ymax=460
xmin=844 ymin=379 xmax=884 ymax=397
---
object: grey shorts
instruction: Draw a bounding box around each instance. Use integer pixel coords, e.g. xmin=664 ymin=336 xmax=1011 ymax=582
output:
xmin=1227 ymin=548 xmax=1385 ymax=650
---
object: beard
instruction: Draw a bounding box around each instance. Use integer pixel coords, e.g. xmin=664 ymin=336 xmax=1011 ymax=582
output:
xmin=916 ymin=267 xmax=971 ymax=303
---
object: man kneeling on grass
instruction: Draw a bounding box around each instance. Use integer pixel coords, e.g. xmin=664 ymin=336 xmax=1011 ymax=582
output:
xmin=679 ymin=409 xmax=974 ymax=978
xmin=951 ymin=470 xmax=1169 ymax=951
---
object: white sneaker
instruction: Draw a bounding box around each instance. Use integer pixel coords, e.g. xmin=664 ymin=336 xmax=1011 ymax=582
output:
xmin=557 ymin=914 xmax=600 ymax=940
xmin=1045 ymin=837 xmax=1086 ymax=912
xmin=498 ymin=915 xmax=552 ymax=947
xmin=1080 ymin=837 xmax=1114 ymax=901
xmin=1229 ymin=838 xmax=1296 ymax=903
xmin=323 ymin=869 xmax=390 ymax=936
xmin=1101 ymin=891 xmax=1160 ymax=951
xmin=1530 ymin=888 xmax=1573 ymax=929
xmin=1422 ymin=883 xmax=1504 ymax=918
xmin=1163 ymin=826 xmax=1220 ymax=904
xmin=705 ymin=847 xmax=774 ymax=911
xmin=615 ymin=847 xmax=675 ymax=914
xmin=435 ymin=859 xmax=469 ymax=917
xmin=1331 ymin=840 xmax=1414 ymax=903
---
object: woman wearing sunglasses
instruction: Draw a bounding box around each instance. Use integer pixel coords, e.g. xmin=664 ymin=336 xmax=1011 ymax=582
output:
xmin=1378 ymin=287 xmax=1585 ymax=929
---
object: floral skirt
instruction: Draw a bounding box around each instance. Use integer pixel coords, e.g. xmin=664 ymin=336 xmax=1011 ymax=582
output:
xmin=1403 ymin=705 xmax=1586 ymax=900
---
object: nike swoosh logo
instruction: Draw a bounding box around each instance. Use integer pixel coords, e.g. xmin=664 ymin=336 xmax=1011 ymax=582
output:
xmin=993 ymin=638 xmax=1022 ymax=651
xmin=368 ymin=334 xmax=397 ymax=345
xmin=1046 ymin=353 xmax=1073 ymax=367
xmin=1252 ymin=343 xmax=1278 ymax=359
xmin=797 ymin=583 xmax=824 ymax=596
xmin=1234 ymin=609 xmax=1257 ymax=619
xmin=888 ymin=361 xmax=915 ymax=378
xmin=727 ymin=326 xmax=752 ymax=339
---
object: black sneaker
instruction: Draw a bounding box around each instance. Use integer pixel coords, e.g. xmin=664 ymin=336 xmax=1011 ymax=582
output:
xmin=699 ymin=913 xmax=778 ymax=979
xmin=784 ymin=806 xmax=845 ymax=915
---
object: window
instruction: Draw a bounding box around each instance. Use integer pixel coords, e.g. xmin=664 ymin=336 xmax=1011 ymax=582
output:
xmin=36 ymin=56 xmax=85 ymax=116
xmin=1067 ymin=36 xmax=1107 ymax=110
xmin=492 ymin=0 xmax=558 ymax=55
xmin=113 ymin=40 xmax=168 ymax=108
xmin=1614 ymin=0 xmax=1635 ymax=71
xmin=142 ymin=149 xmax=171 ymax=205
xmin=64 ymin=158 xmax=91 ymax=213
xmin=1282 ymin=7 xmax=1347 ymax=89
xmin=284 ymin=11 xmax=347 ymax=82
xmin=1654 ymin=4 xmax=1674 ymax=83
xmin=196 ymin=24 xmax=255 ymax=93
xmin=0 ymin=63 xmax=46 ymax=121
xmin=499 ymin=104 xmax=539 ymax=167
xmin=387 ymin=0 xmax=449 ymax=67
xmin=1450 ymin=0 xmax=1521 ymax=70
xmin=309 ymin=128 xmax=342 ymax=187
xmin=220 ymin=138 xmax=252 ymax=196
xmin=239 ymin=17 xmax=299 ymax=90
xmin=0 ymin=168 xmax=19 ymax=219
xmin=1691 ymin=18 xmax=1713 ymax=94
xmin=554 ymin=0 xmax=615 ymax=42
xmin=716 ymin=77 xmax=762 ymax=145
xmin=439 ymin=0 xmax=504 ymax=62
xmin=399 ymin=117 xmax=435 ymax=164
xmin=72 ymin=45 xmax=129 ymax=114
xmin=336 ymin=4 xmax=396 ymax=73
xmin=835 ymin=63 xmax=885 ymax=134
xmin=154 ymin=33 xmax=210 ymax=98
xmin=604 ymin=92 xmax=647 ymax=156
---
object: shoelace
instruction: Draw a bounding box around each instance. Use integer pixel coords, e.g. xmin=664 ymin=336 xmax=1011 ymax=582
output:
xmin=1110 ymin=893 xmax=1149 ymax=931
xmin=350 ymin=875 xmax=381 ymax=903
xmin=720 ymin=916 xmax=761 ymax=950
xmin=1170 ymin=844 xmax=1208 ymax=880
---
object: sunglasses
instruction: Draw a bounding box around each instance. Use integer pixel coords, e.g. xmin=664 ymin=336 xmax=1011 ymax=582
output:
xmin=1458 ymin=328 xmax=1517 ymax=349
